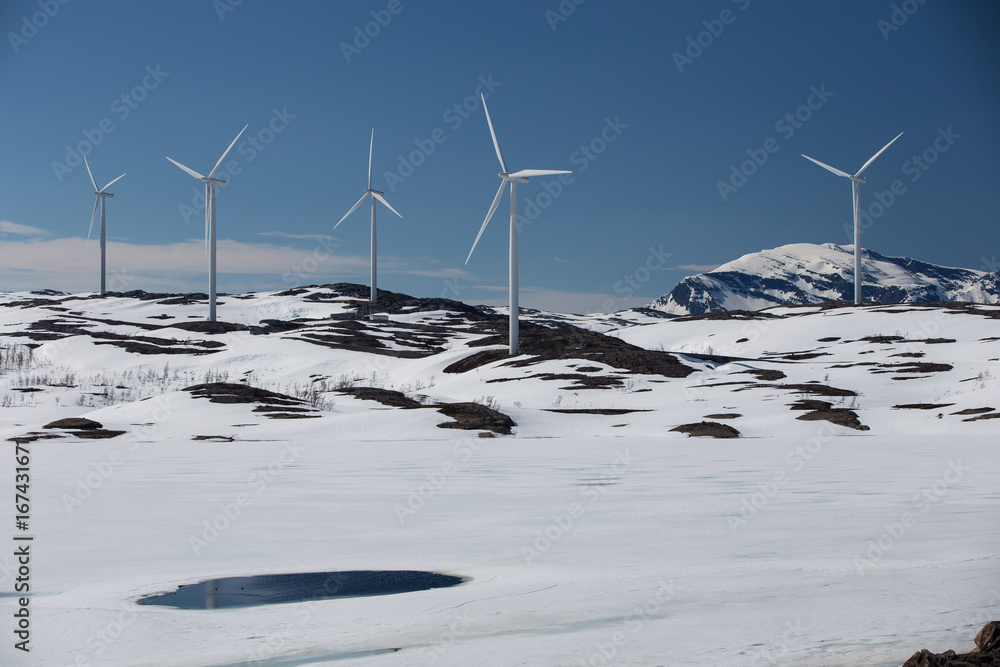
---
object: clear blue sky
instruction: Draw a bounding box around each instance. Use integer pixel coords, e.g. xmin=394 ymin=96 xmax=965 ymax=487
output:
xmin=1 ymin=0 xmax=997 ymax=313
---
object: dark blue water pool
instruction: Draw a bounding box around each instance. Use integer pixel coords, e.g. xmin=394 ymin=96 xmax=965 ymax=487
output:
xmin=137 ymin=570 xmax=465 ymax=609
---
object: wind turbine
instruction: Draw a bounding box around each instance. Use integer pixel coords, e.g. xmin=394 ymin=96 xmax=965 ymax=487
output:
xmin=84 ymin=157 xmax=125 ymax=296
xmin=166 ymin=124 xmax=248 ymax=322
xmin=465 ymin=94 xmax=571 ymax=356
xmin=334 ymin=129 xmax=403 ymax=303
xmin=802 ymin=132 xmax=902 ymax=305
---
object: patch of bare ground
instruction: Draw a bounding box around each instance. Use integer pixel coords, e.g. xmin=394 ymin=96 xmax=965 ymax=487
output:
xmin=7 ymin=432 xmax=64 ymax=443
xmin=703 ymin=413 xmax=741 ymax=419
xmin=34 ymin=417 xmax=126 ymax=439
xmin=543 ymin=408 xmax=652 ymax=415
xmin=185 ymin=383 xmax=320 ymax=419
xmin=871 ymin=362 xmax=953 ymax=374
xmin=670 ymin=421 xmax=740 ymax=438
xmin=487 ymin=372 xmax=626 ymax=390
xmin=332 ymin=386 xmax=515 ymax=434
xmin=670 ymin=310 xmax=781 ymax=323
xmin=965 ymin=412 xmax=1000 ymax=422
xmin=890 ymin=352 xmax=925 ymax=358
xmin=193 ymin=435 xmax=235 ymax=441
xmin=735 ymin=382 xmax=858 ymax=397
xmin=789 ymin=399 xmax=869 ymax=430
xmin=335 ymin=387 xmax=423 ymax=408
xmin=765 ymin=351 xmax=830 ymax=360
xmin=450 ymin=326 xmax=694 ymax=379
xmin=817 ymin=336 xmax=841 ymax=342
xmin=44 ymin=417 xmax=102 ymax=429
xmin=736 ymin=368 xmax=786 ymax=381
xmin=951 ymin=407 xmax=994 ymax=416
xmin=435 ymin=403 xmax=514 ymax=435
xmin=893 ymin=403 xmax=956 ymax=410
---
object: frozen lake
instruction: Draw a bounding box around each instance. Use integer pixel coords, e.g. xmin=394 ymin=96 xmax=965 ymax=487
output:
xmin=10 ymin=434 xmax=999 ymax=666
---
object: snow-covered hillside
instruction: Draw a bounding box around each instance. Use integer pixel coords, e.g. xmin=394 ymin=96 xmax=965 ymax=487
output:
xmin=648 ymin=243 xmax=1000 ymax=316
xmin=1 ymin=285 xmax=998 ymax=667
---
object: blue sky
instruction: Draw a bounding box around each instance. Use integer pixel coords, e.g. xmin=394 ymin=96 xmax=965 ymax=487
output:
xmin=1 ymin=0 xmax=997 ymax=313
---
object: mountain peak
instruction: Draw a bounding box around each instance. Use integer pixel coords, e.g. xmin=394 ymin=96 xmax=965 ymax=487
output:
xmin=648 ymin=243 xmax=999 ymax=315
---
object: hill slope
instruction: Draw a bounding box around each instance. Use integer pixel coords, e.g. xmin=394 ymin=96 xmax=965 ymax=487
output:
xmin=648 ymin=243 xmax=1000 ymax=316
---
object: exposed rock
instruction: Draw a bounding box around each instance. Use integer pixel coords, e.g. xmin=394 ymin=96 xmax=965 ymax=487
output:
xmin=703 ymin=413 xmax=741 ymax=419
xmin=436 ymin=402 xmax=514 ymax=435
xmin=796 ymin=408 xmax=869 ymax=431
xmin=670 ymin=421 xmax=740 ymax=438
xmin=335 ymin=387 xmax=423 ymax=409
xmin=450 ymin=326 xmax=694 ymax=379
xmin=544 ymin=408 xmax=652 ymax=415
xmin=902 ymin=621 xmax=1000 ymax=666
xmin=894 ymin=403 xmax=957 ymax=410
xmin=184 ymin=383 xmax=320 ymax=420
xmin=44 ymin=417 xmax=102 ymax=430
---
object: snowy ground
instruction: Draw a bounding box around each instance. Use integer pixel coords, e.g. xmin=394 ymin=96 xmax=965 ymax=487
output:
xmin=1 ymin=288 xmax=998 ymax=666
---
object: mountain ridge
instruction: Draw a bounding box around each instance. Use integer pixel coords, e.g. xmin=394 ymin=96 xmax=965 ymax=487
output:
xmin=647 ymin=243 xmax=1000 ymax=316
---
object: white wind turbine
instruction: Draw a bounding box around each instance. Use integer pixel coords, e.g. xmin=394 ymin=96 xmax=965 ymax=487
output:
xmin=465 ymin=94 xmax=571 ymax=356
xmin=802 ymin=132 xmax=902 ymax=305
xmin=84 ymin=157 xmax=125 ymax=296
xmin=334 ymin=129 xmax=403 ymax=303
xmin=166 ymin=124 xmax=248 ymax=322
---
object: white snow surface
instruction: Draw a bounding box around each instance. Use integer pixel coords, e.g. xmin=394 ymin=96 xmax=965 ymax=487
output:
xmin=0 ymin=287 xmax=998 ymax=666
xmin=648 ymin=243 xmax=999 ymax=315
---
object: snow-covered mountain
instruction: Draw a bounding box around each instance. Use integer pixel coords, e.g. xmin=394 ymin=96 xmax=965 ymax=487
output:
xmin=648 ymin=243 xmax=1000 ymax=316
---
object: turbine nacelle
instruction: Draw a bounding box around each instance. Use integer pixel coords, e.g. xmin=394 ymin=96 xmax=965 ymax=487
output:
xmin=802 ymin=131 xmax=903 ymax=306
xmin=466 ymin=93 xmax=572 ymax=355
xmin=165 ymin=124 xmax=249 ymax=321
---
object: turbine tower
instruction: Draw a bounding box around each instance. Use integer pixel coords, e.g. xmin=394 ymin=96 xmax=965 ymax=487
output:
xmin=167 ymin=124 xmax=248 ymax=322
xmin=334 ymin=129 xmax=403 ymax=303
xmin=84 ymin=157 xmax=125 ymax=296
xmin=802 ymin=132 xmax=902 ymax=305
xmin=465 ymin=94 xmax=571 ymax=355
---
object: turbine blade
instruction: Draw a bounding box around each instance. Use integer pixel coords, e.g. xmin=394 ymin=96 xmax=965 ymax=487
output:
xmin=507 ymin=169 xmax=572 ymax=179
xmin=84 ymin=156 xmax=98 ymax=191
xmin=334 ymin=193 xmax=370 ymax=229
xmin=482 ymin=94 xmax=508 ymax=173
xmin=88 ymin=196 xmax=99 ymax=241
xmin=372 ymin=192 xmax=402 ymax=219
xmin=855 ymin=132 xmax=904 ymax=177
xmin=101 ymin=173 xmax=126 ymax=192
xmin=801 ymin=154 xmax=852 ymax=179
xmin=368 ymin=128 xmax=374 ymax=191
xmin=208 ymin=124 xmax=249 ymax=180
xmin=466 ymin=180 xmax=507 ymax=265
xmin=166 ymin=157 xmax=205 ymax=180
